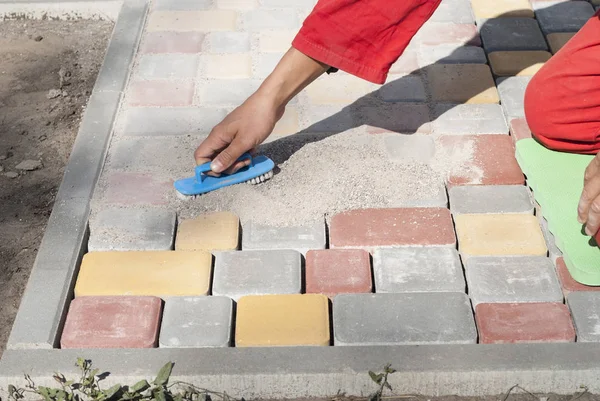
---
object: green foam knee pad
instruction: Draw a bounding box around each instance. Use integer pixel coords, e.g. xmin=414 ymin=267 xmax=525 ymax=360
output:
xmin=515 ymin=138 xmax=600 ymax=285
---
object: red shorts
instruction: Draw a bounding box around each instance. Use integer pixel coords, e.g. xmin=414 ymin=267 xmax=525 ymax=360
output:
xmin=292 ymin=1 xmax=600 ymax=154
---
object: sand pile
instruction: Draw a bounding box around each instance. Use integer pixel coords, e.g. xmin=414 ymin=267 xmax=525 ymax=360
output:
xmin=176 ymin=131 xmax=475 ymax=226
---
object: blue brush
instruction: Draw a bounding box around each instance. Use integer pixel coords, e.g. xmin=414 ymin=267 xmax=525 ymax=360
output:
xmin=174 ymin=153 xmax=275 ymax=198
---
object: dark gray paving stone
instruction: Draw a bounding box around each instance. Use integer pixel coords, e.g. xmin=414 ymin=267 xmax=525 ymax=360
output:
xmin=533 ymin=1 xmax=596 ymax=34
xmin=449 ymin=185 xmax=534 ymax=215
xmin=333 ymin=292 xmax=477 ymax=345
xmin=478 ymin=18 xmax=548 ymax=51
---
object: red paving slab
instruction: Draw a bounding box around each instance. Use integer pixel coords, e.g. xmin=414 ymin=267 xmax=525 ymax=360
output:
xmin=556 ymin=257 xmax=600 ymax=296
xmin=140 ymin=32 xmax=204 ymax=53
xmin=305 ymin=249 xmax=372 ymax=298
xmin=61 ymin=296 xmax=162 ymax=349
xmin=103 ymin=172 xmax=172 ymax=206
xmin=509 ymin=118 xmax=533 ymax=143
xmin=440 ymin=134 xmax=525 ymax=186
xmin=418 ymin=23 xmax=481 ymax=46
xmin=128 ymin=80 xmax=195 ymax=107
xmin=329 ymin=208 xmax=456 ymax=250
xmin=475 ymin=303 xmax=575 ymax=344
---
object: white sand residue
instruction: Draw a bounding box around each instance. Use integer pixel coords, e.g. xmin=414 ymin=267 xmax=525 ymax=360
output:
xmin=176 ymin=131 xmax=476 ymax=226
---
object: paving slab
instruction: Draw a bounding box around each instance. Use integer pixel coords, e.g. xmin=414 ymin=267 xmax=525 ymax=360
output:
xmin=448 ymin=185 xmax=533 ymax=215
xmin=60 ymin=296 xmax=162 ymax=349
xmin=373 ymin=247 xmax=465 ymax=293
xmin=455 ymin=214 xmax=547 ymax=257
xmin=305 ymin=249 xmax=372 ymax=298
xmin=470 ymin=0 xmax=533 ymax=18
xmin=176 ymin=211 xmax=239 ymax=252
xmin=465 ymin=256 xmax=563 ymax=306
xmin=426 ymin=64 xmax=499 ymax=104
xmin=159 ymin=296 xmax=233 ymax=348
xmin=556 ymin=257 xmax=600 ymax=297
xmin=432 ymin=104 xmax=508 ymax=135
xmin=546 ymin=32 xmax=576 ymax=54
xmin=330 ymin=208 xmax=456 ymax=251
xmin=418 ymin=44 xmax=487 ymax=66
xmin=475 ymin=303 xmax=575 ymax=344
xmin=88 ymin=207 xmax=177 ymax=251
xmin=567 ymin=292 xmax=600 ymax=342
xmin=383 ymin=134 xmax=436 ymax=163
xmin=488 ymin=51 xmax=551 ymax=76
xmin=242 ymin=220 xmax=325 ymax=255
xmin=333 ymin=293 xmax=477 ymax=345
xmin=236 ymin=294 xmax=330 ymax=347
xmin=212 ymin=250 xmax=302 ymax=301
xmin=478 ymin=18 xmax=548 ymax=52
xmin=430 ymin=0 xmax=475 ymax=23
xmin=74 ymin=251 xmax=213 ymax=297
xmin=496 ymin=76 xmax=532 ymax=118
xmin=533 ymin=1 xmax=596 ymax=34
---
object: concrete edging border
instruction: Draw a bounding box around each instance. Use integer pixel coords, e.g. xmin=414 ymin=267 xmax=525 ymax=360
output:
xmin=2 ymin=0 xmax=600 ymax=397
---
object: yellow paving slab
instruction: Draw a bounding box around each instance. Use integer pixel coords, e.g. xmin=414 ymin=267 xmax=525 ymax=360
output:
xmin=176 ymin=211 xmax=239 ymax=251
xmin=75 ymin=251 xmax=212 ymax=297
xmin=455 ymin=214 xmax=548 ymax=257
xmin=236 ymin=294 xmax=330 ymax=347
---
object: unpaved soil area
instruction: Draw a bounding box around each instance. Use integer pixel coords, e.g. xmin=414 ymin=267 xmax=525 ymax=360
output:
xmin=0 ymin=20 xmax=113 ymax=357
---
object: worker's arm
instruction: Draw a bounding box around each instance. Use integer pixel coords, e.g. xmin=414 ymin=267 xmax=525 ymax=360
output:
xmin=578 ymin=153 xmax=600 ymax=238
xmin=194 ymin=0 xmax=442 ymax=173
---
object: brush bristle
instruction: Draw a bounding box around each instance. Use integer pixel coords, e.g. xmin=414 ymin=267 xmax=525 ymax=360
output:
xmin=247 ymin=170 xmax=273 ymax=185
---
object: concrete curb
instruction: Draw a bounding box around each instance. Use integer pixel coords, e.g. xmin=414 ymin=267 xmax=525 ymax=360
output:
xmin=3 ymin=0 xmax=148 ymax=350
xmin=1 ymin=344 xmax=600 ymax=398
xmin=0 ymin=0 xmax=122 ymax=20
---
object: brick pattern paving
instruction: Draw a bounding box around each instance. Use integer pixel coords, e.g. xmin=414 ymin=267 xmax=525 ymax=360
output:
xmin=61 ymin=0 xmax=600 ymax=348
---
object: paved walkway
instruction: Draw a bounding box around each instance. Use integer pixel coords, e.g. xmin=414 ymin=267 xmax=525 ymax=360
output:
xmin=62 ymin=0 xmax=600 ymax=347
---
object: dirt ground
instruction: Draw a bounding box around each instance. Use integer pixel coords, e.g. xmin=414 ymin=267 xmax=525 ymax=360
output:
xmin=0 ymin=19 xmax=113 ymax=357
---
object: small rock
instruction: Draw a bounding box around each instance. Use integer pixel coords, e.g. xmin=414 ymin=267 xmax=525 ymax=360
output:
xmin=15 ymin=160 xmax=43 ymax=171
xmin=0 ymin=165 xmax=3 ymax=172
xmin=61 ymin=90 xmax=68 ymax=97
xmin=4 ymin=172 xmax=18 ymax=179
xmin=39 ymin=135 xmax=47 ymax=142
xmin=34 ymin=35 xmax=43 ymax=42
xmin=0 ymin=155 xmax=7 ymax=161
xmin=46 ymin=89 xmax=61 ymax=99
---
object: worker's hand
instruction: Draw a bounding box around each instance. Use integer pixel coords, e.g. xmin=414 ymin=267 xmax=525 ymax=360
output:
xmin=194 ymin=92 xmax=284 ymax=174
xmin=578 ymin=152 xmax=600 ymax=237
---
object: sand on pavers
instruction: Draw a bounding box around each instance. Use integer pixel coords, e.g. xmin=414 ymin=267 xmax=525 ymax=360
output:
xmin=176 ymin=130 xmax=476 ymax=227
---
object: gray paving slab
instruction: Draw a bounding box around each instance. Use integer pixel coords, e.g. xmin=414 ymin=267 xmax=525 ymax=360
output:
xmin=496 ymin=76 xmax=532 ymax=119
xmin=206 ymin=32 xmax=251 ymax=53
xmin=373 ymin=247 xmax=466 ymax=293
xmin=242 ymin=220 xmax=326 ymax=254
xmin=567 ymin=292 xmax=600 ymax=342
xmin=197 ymin=80 xmax=262 ymax=105
xmin=383 ymin=134 xmax=436 ymax=163
xmin=533 ymin=1 xmax=596 ymax=34
xmin=465 ymin=256 xmax=563 ymax=306
xmin=212 ymin=250 xmax=302 ymax=301
xmin=432 ymin=104 xmax=509 ymax=135
xmin=134 ymin=54 xmax=199 ymax=79
xmin=302 ymin=104 xmax=354 ymax=132
xmin=333 ymin=292 xmax=476 ymax=345
xmin=449 ymin=185 xmax=534 ymax=215
xmin=118 ymin=107 xmax=228 ymax=136
xmin=478 ymin=18 xmax=548 ymax=52
xmin=430 ymin=0 xmax=475 ymax=23
xmin=418 ymin=45 xmax=487 ymax=66
xmin=354 ymin=102 xmax=432 ymax=133
xmin=378 ymin=75 xmax=427 ymax=102
xmin=88 ymin=207 xmax=177 ymax=251
xmin=242 ymin=9 xmax=299 ymax=31
xmin=159 ymin=296 xmax=233 ymax=348
xmin=255 ymin=52 xmax=285 ymax=79
xmin=538 ymin=214 xmax=563 ymax=262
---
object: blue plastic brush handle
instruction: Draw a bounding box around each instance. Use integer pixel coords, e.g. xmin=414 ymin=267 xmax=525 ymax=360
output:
xmin=195 ymin=152 xmax=253 ymax=182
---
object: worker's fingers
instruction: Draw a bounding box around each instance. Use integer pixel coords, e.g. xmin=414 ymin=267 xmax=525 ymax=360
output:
xmin=585 ymin=195 xmax=600 ymax=236
xmin=578 ymin=155 xmax=600 ymax=225
xmin=194 ymin=125 xmax=231 ymax=166
xmin=211 ymin=137 xmax=253 ymax=173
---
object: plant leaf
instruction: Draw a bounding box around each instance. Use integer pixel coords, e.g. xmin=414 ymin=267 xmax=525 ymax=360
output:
xmin=103 ymin=384 xmax=121 ymax=400
xmin=131 ymin=380 xmax=150 ymax=393
xmin=153 ymin=363 xmax=174 ymax=386
xmin=154 ymin=388 xmax=167 ymax=401
xmin=384 ymin=382 xmax=392 ymax=391
xmin=368 ymin=371 xmax=383 ymax=384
